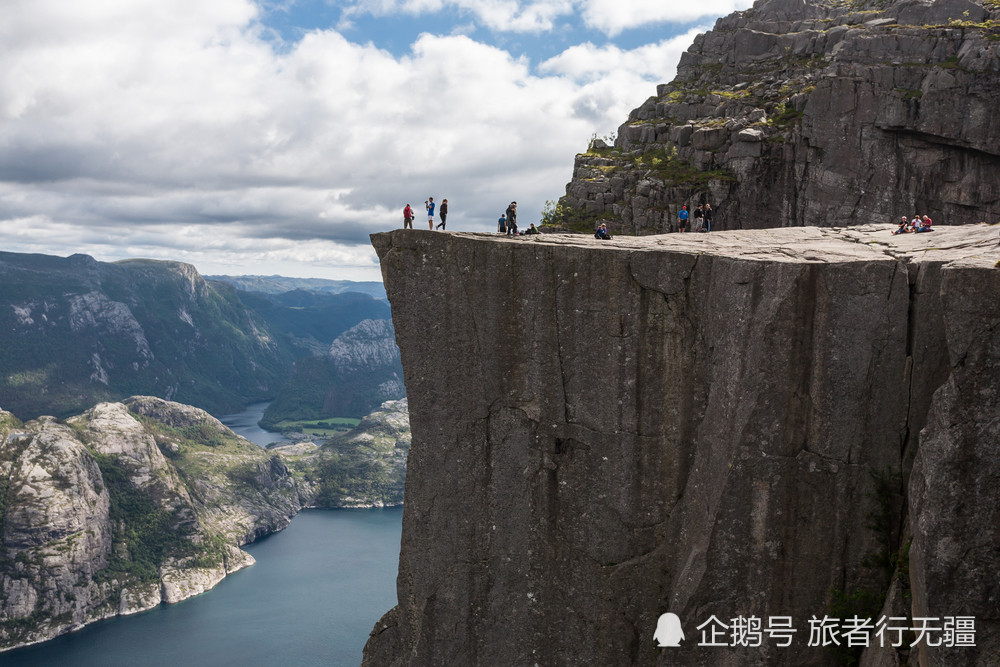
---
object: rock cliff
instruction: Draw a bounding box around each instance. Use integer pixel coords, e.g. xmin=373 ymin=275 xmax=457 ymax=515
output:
xmin=365 ymin=226 xmax=999 ymax=666
xmin=555 ymin=0 xmax=1000 ymax=235
xmin=0 ymin=397 xmax=304 ymax=651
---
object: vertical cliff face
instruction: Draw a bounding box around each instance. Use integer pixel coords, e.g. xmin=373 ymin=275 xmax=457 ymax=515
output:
xmin=365 ymin=226 xmax=999 ymax=666
xmin=556 ymin=0 xmax=1000 ymax=234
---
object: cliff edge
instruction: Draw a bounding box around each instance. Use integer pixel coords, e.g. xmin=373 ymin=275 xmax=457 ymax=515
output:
xmin=365 ymin=226 xmax=999 ymax=666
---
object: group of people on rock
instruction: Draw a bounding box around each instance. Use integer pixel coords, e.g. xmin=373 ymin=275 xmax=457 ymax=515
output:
xmin=403 ymin=197 xmax=449 ymax=230
xmin=677 ymin=203 xmax=713 ymax=233
xmin=892 ymin=214 xmax=933 ymax=234
xmin=497 ymin=202 xmax=538 ymax=235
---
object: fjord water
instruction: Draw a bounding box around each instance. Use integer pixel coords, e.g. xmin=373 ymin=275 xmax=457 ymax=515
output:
xmin=219 ymin=400 xmax=294 ymax=447
xmin=4 ymin=406 xmax=402 ymax=667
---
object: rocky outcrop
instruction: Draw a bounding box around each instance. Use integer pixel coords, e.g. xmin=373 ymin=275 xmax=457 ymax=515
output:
xmin=556 ymin=0 xmax=1000 ymax=235
xmin=299 ymin=398 xmax=411 ymax=508
xmin=0 ymin=397 xmax=305 ymax=651
xmin=365 ymin=227 xmax=1000 ymax=666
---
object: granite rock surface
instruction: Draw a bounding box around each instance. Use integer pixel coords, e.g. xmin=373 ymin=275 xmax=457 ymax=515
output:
xmin=365 ymin=226 xmax=1000 ymax=666
xmin=557 ymin=0 xmax=1000 ymax=235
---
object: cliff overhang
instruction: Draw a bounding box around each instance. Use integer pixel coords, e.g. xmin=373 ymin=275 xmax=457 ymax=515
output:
xmin=366 ymin=225 xmax=1000 ymax=666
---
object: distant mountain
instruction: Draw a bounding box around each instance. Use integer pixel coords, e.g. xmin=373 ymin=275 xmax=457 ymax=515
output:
xmin=0 ymin=253 xmax=293 ymax=420
xmin=232 ymin=289 xmax=391 ymax=356
xmin=207 ymin=275 xmax=386 ymax=300
xmin=0 ymin=252 xmax=397 ymax=422
xmin=261 ymin=319 xmax=405 ymax=428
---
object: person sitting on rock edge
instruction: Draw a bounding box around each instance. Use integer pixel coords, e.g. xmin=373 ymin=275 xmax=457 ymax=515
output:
xmin=526 ymin=223 xmax=539 ymax=235
xmin=915 ymin=214 xmax=934 ymax=232
xmin=892 ymin=216 xmax=911 ymax=235
xmin=595 ymin=223 xmax=612 ymax=240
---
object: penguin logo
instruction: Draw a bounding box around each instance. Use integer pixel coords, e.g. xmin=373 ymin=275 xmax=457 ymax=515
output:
xmin=654 ymin=612 xmax=685 ymax=647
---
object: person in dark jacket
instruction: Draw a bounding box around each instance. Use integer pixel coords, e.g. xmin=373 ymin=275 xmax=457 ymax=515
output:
xmin=436 ymin=199 xmax=449 ymax=229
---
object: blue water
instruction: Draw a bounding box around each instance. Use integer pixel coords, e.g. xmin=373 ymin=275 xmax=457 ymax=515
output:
xmin=3 ymin=405 xmax=403 ymax=667
xmin=219 ymin=401 xmax=293 ymax=447
xmin=4 ymin=509 xmax=402 ymax=666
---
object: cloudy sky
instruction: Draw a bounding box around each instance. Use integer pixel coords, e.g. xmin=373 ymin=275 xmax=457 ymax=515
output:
xmin=0 ymin=0 xmax=754 ymax=280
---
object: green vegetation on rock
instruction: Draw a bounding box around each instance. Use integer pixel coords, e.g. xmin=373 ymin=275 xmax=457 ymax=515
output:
xmin=92 ymin=453 xmax=200 ymax=582
xmin=278 ymin=399 xmax=410 ymax=509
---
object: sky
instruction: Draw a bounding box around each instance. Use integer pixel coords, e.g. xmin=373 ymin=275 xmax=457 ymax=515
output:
xmin=0 ymin=0 xmax=755 ymax=281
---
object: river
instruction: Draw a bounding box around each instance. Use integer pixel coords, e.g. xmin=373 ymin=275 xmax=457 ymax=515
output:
xmin=4 ymin=405 xmax=402 ymax=667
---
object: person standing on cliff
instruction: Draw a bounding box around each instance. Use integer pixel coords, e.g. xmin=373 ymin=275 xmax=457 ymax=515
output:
xmin=426 ymin=197 xmax=435 ymax=229
xmin=402 ymin=203 xmax=414 ymax=229
xmin=498 ymin=213 xmax=507 ymax=234
xmin=693 ymin=205 xmax=704 ymax=232
xmin=505 ymin=202 xmax=517 ymax=235
xmin=704 ymin=203 xmax=713 ymax=232
xmin=677 ymin=205 xmax=689 ymax=232
xmin=436 ymin=199 xmax=449 ymax=230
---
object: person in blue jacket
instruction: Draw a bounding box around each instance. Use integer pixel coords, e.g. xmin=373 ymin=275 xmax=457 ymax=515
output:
xmin=425 ymin=197 xmax=435 ymax=230
xmin=678 ymin=205 xmax=689 ymax=232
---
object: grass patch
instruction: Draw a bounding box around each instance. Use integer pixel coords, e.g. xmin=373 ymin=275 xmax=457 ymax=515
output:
xmin=894 ymin=88 xmax=923 ymax=100
xmin=767 ymin=101 xmax=804 ymax=128
xmin=631 ymin=147 xmax=736 ymax=186
xmin=271 ymin=417 xmax=360 ymax=437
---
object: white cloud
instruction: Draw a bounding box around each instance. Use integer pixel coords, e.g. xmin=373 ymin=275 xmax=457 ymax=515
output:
xmin=340 ymin=0 xmax=755 ymax=35
xmin=342 ymin=0 xmax=575 ymax=33
xmin=0 ymin=0 xmax=720 ymax=279
xmin=579 ymin=0 xmax=755 ymax=36
xmin=538 ymin=27 xmax=706 ymax=82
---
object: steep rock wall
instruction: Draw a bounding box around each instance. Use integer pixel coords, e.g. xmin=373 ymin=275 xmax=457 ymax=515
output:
xmin=556 ymin=0 xmax=1000 ymax=234
xmin=366 ymin=226 xmax=999 ymax=666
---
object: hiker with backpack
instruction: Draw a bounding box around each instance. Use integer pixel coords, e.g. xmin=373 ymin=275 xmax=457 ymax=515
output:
xmin=402 ymin=204 xmax=414 ymax=229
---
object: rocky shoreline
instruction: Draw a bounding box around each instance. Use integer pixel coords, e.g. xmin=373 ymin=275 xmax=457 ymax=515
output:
xmin=0 ymin=397 xmax=305 ymax=652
